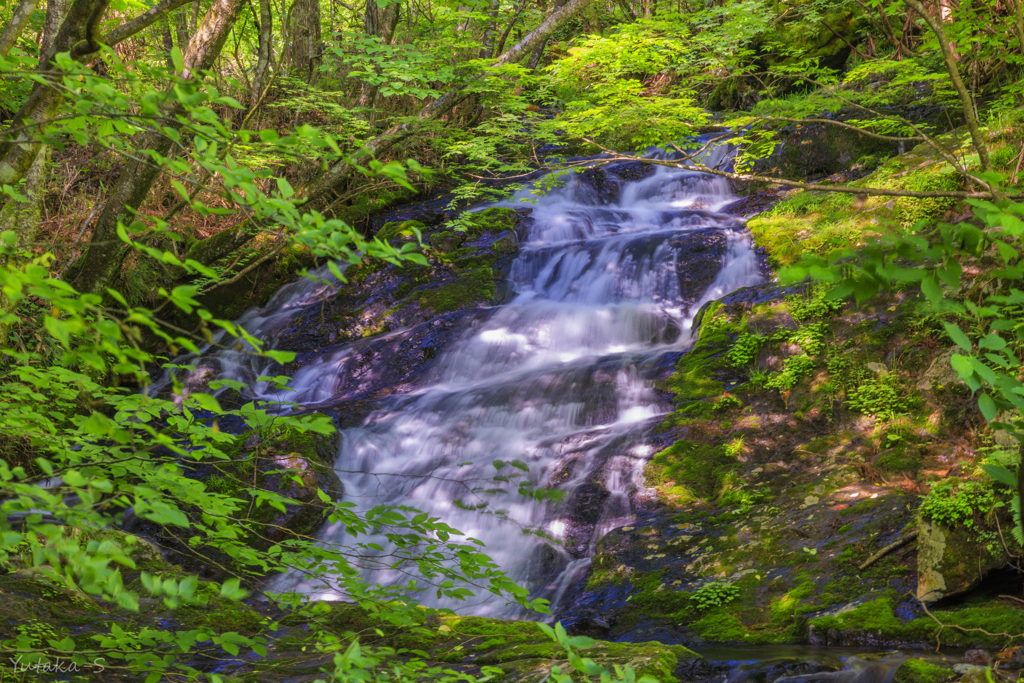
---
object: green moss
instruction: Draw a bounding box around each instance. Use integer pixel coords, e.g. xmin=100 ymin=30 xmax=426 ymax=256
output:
xmin=417 ymin=267 xmax=496 ymax=312
xmin=378 ymin=220 xmax=426 ymax=244
xmin=650 ymin=440 xmax=738 ymax=501
xmin=691 ymin=610 xmax=747 ymax=640
xmin=811 ymin=597 xmax=904 ymax=634
xmin=894 ymin=659 xmax=954 ymax=683
xmin=455 ymin=207 xmax=518 ymax=237
xmin=839 ymin=496 xmax=887 ymax=516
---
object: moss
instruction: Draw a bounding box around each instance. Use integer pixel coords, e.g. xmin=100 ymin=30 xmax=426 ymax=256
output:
xmin=417 ymin=267 xmax=496 ymax=312
xmin=811 ymin=597 xmax=905 ymax=634
xmin=456 ymin=207 xmax=518 ymax=237
xmin=650 ymin=440 xmax=738 ymax=501
xmin=875 ymin=446 xmax=923 ymax=475
xmin=894 ymin=659 xmax=954 ymax=683
xmin=839 ymin=496 xmax=887 ymax=516
xmin=377 ymin=220 xmax=426 ymax=244
xmin=178 ymin=598 xmax=267 ymax=635
xmin=691 ymin=611 xmax=747 ymax=641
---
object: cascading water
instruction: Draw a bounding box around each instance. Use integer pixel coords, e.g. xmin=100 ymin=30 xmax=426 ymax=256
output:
xmin=183 ymin=140 xmax=766 ymax=617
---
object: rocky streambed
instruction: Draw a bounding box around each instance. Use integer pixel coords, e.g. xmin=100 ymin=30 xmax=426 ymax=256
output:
xmin=5 ymin=133 xmax=1024 ymax=683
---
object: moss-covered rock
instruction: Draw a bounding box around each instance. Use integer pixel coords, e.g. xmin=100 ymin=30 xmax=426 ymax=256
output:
xmin=457 ymin=207 xmax=519 ymax=237
xmin=377 ymin=219 xmax=426 ymax=244
xmin=916 ymin=516 xmax=1011 ymax=602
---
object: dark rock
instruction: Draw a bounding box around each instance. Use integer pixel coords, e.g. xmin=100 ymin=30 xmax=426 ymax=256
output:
xmin=607 ymin=161 xmax=656 ymax=183
xmin=492 ymin=230 xmax=518 ymax=254
xmin=428 ymin=230 xmax=464 ymax=253
xmin=963 ymin=650 xmax=990 ymax=665
xmin=751 ymin=117 xmax=899 ymax=181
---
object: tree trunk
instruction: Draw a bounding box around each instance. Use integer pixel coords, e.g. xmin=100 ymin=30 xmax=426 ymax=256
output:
xmin=250 ymin=0 xmax=273 ymax=106
xmin=493 ymin=0 xmax=529 ymax=57
xmin=0 ymin=0 xmax=110 ymax=186
xmin=69 ymin=0 xmax=249 ymax=294
xmin=357 ymin=0 xmax=400 ymax=113
xmin=0 ymin=0 xmax=67 ymax=312
xmin=901 ymin=0 xmax=994 ymax=186
xmin=0 ymin=0 xmax=193 ymax=187
xmin=525 ymin=0 xmax=566 ymax=69
xmin=0 ymin=0 xmax=41 ymax=58
xmin=175 ymin=8 xmax=190 ymax=47
xmin=283 ymin=0 xmax=322 ymax=82
xmin=161 ymin=14 xmax=176 ymax=69
xmin=478 ymin=0 xmax=500 ymax=58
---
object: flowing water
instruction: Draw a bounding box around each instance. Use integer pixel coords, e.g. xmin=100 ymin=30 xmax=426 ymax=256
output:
xmin=181 ymin=142 xmax=766 ymax=617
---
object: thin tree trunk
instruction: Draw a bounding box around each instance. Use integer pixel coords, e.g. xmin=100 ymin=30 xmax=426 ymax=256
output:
xmin=357 ymin=0 xmax=400 ymax=117
xmin=0 ymin=0 xmax=68 ymax=303
xmin=283 ymin=0 xmax=322 ymax=81
xmin=250 ymin=0 xmax=273 ymax=106
xmin=615 ymin=0 xmax=636 ymax=22
xmin=175 ymin=8 xmax=190 ymax=47
xmin=526 ymin=0 xmax=566 ymax=69
xmin=901 ymin=0 xmax=994 ymax=186
xmin=1006 ymin=0 xmax=1024 ymax=57
xmin=478 ymin=0 xmax=500 ymax=58
xmin=161 ymin=14 xmax=176 ymax=69
xmin=0 ymin=0 xmax=41 ymax=58
xmin=69 ymin=0 xmax=249 ymax=294
xmin=0 ymin=0 xmax=110 ymax=186
xmin=493 ymin=0 xmax=529 ymax=57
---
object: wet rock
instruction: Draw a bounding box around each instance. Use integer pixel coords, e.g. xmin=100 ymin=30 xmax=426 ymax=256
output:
xmin=492 ymin=229 xmax=518 ymax=254
xmin=564 ymin=482 xmax=612 ymax=556
xmin=428 ymin=230 xmax=464 ymax=253
xmin=952 ymin=664 xmax=987 ymax=675
xmin=377 ymin=219 xmax=425 ymax=244
xmin=866 ymin=362 xmax=888 ymax=376
xmin=670 ymin=228 xmax=729 ymax=305
xmin=577 ymin=167 xmax=621 ymax=204
xmin=607 ymin=161 xmax=656 ymax=183
xmin=775 ymin=658 xmax=905 ymax=683
xmin=732 ymin=659 xmax=838 ymax=683
xmin=962 ymin=650 xmax=990 ymax=665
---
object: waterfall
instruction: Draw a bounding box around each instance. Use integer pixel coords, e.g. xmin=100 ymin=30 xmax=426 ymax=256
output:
xmin=187 ymin=140 xmax=766 ymax=617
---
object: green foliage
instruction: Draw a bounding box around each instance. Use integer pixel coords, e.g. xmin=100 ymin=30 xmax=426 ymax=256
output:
xmin=920 ymin=479 xmax=996 ymax=529
xmin=846 ymin=375 xmax=909 ymax=419
xmin=788 ymin=286 xmax=846 ymax=321
xmin=762 ymin=353 xmax=816 ymax=392
xmin=727 ymin=333 xmax=766 ymax=366
xmin=690 ymin=583 xmax=740 ymax=612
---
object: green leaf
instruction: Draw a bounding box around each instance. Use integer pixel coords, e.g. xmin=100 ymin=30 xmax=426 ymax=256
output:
xmin=170 ymin=46 xmax=184 ymax=74
xmin=276 ymin=178 xmax=294 ymax=199
xmin=978 ymin=393 xmax=998 ymax=422
xmin=220 ymin=578 xmax=249 ymax=601
xmin=981 ymin=463 xmax=1017 ymax=487
xmin=943 ymin=322 xmax=972 ymax=352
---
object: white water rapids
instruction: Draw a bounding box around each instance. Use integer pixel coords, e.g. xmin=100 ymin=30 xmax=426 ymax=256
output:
xmin=178 ymin=142 xmax=765 ymax=617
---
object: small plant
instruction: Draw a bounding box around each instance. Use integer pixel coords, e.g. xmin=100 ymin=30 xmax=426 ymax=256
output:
xmin=846 ymin=376 xmax=909 ymax=418
xmin=765 ymin=354 xmax=816 ymax=392
xmin=788 ymin=285 xmax=845 ymax=321
xmin=690 ymin=582 xmax=740 ymax=612
xmin=791 ymin=322 xmax=830 ymax=356
xmin=920 ymin=478 xmax=995 ymax=529
xmin=727 ymin=332 xmax=766 ymax=366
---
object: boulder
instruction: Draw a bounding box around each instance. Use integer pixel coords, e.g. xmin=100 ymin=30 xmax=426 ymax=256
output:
xmin=916 ymin=518 xmax=1008 ymax=602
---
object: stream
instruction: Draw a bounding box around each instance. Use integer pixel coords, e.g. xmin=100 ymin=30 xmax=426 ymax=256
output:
xmin=181 ymin=140 xmax=766 ymax=617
